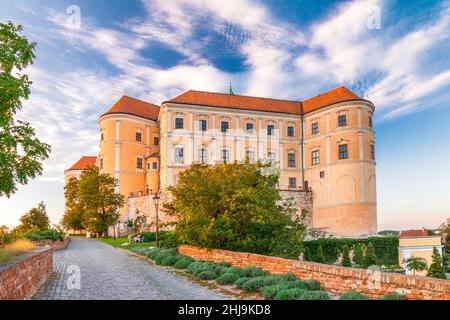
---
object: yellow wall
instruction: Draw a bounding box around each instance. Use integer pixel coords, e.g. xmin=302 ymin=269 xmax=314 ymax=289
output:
xmin=399 ymin=236 xmax=443 ymax=276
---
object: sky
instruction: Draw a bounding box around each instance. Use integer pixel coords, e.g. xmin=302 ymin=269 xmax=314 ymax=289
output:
xmin=0 ymin=0 xmax=449 ymax=231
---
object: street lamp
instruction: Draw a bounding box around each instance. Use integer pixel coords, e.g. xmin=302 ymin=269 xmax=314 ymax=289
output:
xmin=152 ymin=192 xmax=161 ymax=247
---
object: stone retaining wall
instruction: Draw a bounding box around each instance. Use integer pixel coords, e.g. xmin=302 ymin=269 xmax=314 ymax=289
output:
xmin=33 ymin=237 xmax=70 ymax=250
xmin=0 ymin=246 xmax=52 ymax=300
xmin=178 ymin=245 xmax=450 ymax=300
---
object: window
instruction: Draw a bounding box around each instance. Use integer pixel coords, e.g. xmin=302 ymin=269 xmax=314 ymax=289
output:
xmin=199 ymin=119 xmax=207 ymax=131
xmin=221 ymin=149 xmax=229 ymax=162
xmin=287 ymin=126 xmax=294 ymax=137
xmin=152 ymin=162 xmax=158 ymax=169
xmin=221 ymin=121 xmax=229 ymax=133
xmin=135 ymin=131 xmax=142 ymax=142
xmin=311 ymin=122 xmax=319 ymax=134
xmin=304 ymin=180 xmax=309 ymax=189
xmin=153 ymin=137 xmax=159 ymax=145
xmin=267 ymin=124 xmax=275 ymax=136
xmin=339 ymin=144 xmax=348 ymax=160
xmin=136 ymin=157 xmax=143 ymax=169
xmin=175 ymin=117 xmax=184 ymax=129
xmin=199 ymin=148 xmax=207 ymax=164
xmin=246 ymin=123 xmax=254 ymax=134
xmin=101 ymin=133 xmax=104 ymax=141
xmin=100 ymin=158 xmax=103 ymax=169
xmin=246 ymin=150 xmax=255 ymax=163
xmin=312 ymin=150 xmax=320 ymax=165
xmin=338 ymin=115 xmax=347 ymax=127
xmin=371 ymin=144 xmax=375 ymax=160
xmin=320 ymin=171 xmax=325 ymax=179
xmin=175 ymin=147 xmax=184 ymax=164
xmin=147 ymin=162 xmax=151 ymax=170
xmin=268 ymin=152 xmax=275 ymax=165
xmin=369 ymin=116 xmax=373 ymax=128
xmin=288 ymin=153 xmax=296 ymax=168
xmin=289 ymin=178 xmax=297 ymax=189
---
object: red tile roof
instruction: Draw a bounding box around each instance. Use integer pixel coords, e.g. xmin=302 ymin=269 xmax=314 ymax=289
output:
xmin=168 ymin=90 xmax=302 ymax=115
xmin=303 ymin=86 xmax=362 ymax=113
xmin=399 ymin=229 xmax=429 ymax=238
xmin=66 ymin=156 xmax=97 ymax=172
xmin=167 ymin=86 xmax=366 ymax=115
xmin=101 ymin=96 xmax=160 ymax=121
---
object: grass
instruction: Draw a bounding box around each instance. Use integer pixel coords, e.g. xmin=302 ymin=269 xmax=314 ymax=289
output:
xmin=0 ymin=240 xmax=36 ymax=264
xmin=95 ymin=236 xmax=156 ymax=250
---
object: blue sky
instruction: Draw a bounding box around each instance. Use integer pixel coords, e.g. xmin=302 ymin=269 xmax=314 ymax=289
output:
xmin=0 ymin=0 xmax=449 ymax=231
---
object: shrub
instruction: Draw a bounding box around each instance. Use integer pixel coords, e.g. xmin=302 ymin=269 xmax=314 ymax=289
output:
xmin=216 ymin=272 xmax=240 ymax=285
xmin=299 ymin=291 xmax=330 ymax=300
xmin=235 ymin=277 xmax=252 ymax=289
xmin=220 ymin=267 xmax=244 ymax=276
xmin=240 ymin=267 xmax=268 ymax=277
xmin=140 ymin=231 xmax=168 ymax=243
xmin=282 ymin=273 xmax=297 ymax=282
xmin=353 ymin=243 xmax=364 ymax=266
xmin=341 ymin=245 xmax=351 ymax=267
xmin=303 ymin=246 xmax=312 ymax=261
xmin=262 ymin=280 xmax=311 ymax=299
xmin=382 ymin=293 xmax=407 ymax=300
xmin=197 ymin=270 xmax=220 ymax=280
xmin=305 ymin=279 xmax=321 ymax=291
xmin=159 ymin=254 xmax=182 ymax=266
xmin=316 ymin=245 xmax=325 ymax=264
xmin=363 ymin=243 xmax=378 ymax=268
xmin=24 ymin=229 xmax=64 ymax=241
xmin=240 ymin=275 xmax=287 ymax=292
xmin=274 ymin=288 xmax=307 ymax=300
xmin=161 ymin=231 xmax=182 ymax=248
xmin=339 ymin=290 xmax=370 ymax=300
xmin=173 ymin=257 xmax=194 ymax=269
xmin=187 ymin=261 xmax=228 ymax=277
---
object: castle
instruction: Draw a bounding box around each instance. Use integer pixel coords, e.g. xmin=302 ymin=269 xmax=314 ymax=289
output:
xmin=65 ymin=86 xmax=377 ymax=236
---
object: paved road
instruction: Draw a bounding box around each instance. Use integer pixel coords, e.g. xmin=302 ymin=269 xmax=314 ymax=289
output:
xmin=33 ymin=238 xmax=229 ymax=300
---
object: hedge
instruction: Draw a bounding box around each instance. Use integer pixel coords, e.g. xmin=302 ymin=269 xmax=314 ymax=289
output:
xmin=24 ymin=229 xmax=65 ymax=241
xmin=301 ymin=236 xmax=398 ymax=266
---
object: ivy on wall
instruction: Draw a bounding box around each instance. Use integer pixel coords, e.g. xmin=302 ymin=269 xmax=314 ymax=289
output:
xmin=301 ymin=237 xmax=399 ymax=266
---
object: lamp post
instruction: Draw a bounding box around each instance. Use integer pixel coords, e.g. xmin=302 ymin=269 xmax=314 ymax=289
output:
xmin=152 ymin=192 xmax=161 ymax=247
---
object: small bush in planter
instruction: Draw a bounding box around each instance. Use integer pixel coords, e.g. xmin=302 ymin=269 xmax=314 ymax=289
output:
xmin=382 ymin=293 xmax=407 ymax=300
xmin=220 ymin=267 xmax=244 ymax=276
xmin=173 ymin=257 xmax=194 ymax=269
xmin=234 ymin=277 xmax=252 ymax=289
xmin=187 ymin=261 xmax=228 ymax=277
xmin=339 ymin=290 xmax=370 ymax=300
xmin=215 ymin=272 xmax=240 ymax=285
xmin=305 ymin=279 xmax=321 ymax=291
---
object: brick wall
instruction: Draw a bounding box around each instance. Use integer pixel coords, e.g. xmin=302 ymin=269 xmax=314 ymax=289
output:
xmin=0 ymin=246 xmax=52 ymax=300
xmin=178 ymin=245 xmax=450 ymax=300
xmin=33 ymin=237 xmax=70 ymax=250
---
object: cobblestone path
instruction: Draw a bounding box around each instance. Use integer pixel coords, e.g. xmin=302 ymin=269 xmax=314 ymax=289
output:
xmin=33 ymin=238 xmax=229 ymax=300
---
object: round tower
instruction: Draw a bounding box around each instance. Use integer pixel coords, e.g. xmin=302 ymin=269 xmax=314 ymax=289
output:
xmin=98 ymin=96 xmax=160 ymax=231
xmin=303 ymin=93 xmax=376 ymax=236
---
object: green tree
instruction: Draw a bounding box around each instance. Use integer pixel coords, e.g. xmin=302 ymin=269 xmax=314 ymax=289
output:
xmin=78 ymin=166 xmax=124 ymax=237
xmin=341 ymin=244 xmax=352 ymax=267
xmin=61 ymin=177 xmax=84 ymax=233
xmin=426 ymin=247 xmax=446 ymax=279
xmin=403 ymin=256 xmax=427 ymax=276
xmin=164 ymin=162 xmax=305 ymax=256
xmin=16 ymin=201 xmax=50 ymax=232
xmin=353 ymin=243 xmax=364 ymax=266
xmin=363 ymin=243 xmax=378 ymax=268
xmin=316 ymin=245 xmax=325 ymax=264
xmin=0 ymin=22 xmax=51 ymax=197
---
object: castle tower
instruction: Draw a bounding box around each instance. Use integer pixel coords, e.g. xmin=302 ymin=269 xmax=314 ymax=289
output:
xmin=98 ymin=96 xmax=160 ymax=229
xmin=302 ymin=87 xmax=377 ymax=236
